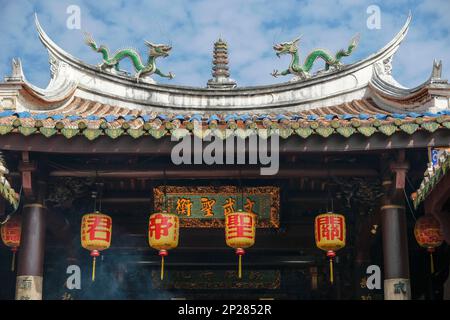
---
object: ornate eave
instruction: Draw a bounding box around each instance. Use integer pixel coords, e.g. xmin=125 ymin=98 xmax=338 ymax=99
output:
xmin=0 ymin=99 xmax=448 ymax=141
xmin=0 ymin=153 xmax=19 ymax=209
xmin=413 ymin=150 xmax=450 ymax=208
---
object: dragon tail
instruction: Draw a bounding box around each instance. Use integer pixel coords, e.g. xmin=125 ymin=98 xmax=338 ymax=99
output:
xmin=335 ymin=33 xmax=360 ymax=61
xmin=84 ymin=32 xmax=110 ymax=61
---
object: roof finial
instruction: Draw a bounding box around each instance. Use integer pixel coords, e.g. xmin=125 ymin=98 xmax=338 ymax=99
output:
xmin=207 ymin=38 xmax=237 ymax=89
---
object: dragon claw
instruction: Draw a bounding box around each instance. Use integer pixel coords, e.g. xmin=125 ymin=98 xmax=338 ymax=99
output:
xmin=135 ymin=73 xmax=141 ymax=83
xmin=168 ymin=72 xmax=175 ymax=79
xmin=271 ymin=70 xmax=279 ymax=78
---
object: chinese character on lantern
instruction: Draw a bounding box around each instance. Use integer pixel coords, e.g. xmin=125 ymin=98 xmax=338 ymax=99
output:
xmin=176 ymin=198 xmax=192 ymax=217
xmin=226 ymin=213 xmax=255 ymax=240
xmin=149 ymin=212 xmax=179 ymax=280
xmin=81 ymin=214 xmax=112 ymax=244
xmin=414 ymin=215 xmax=443 ymax=274
xmin=225 ymin=209 xmax=257 ymax=279
xmin=315 ymin=213 xmax=346 ymax=284
xmin=1 ymin=215 xmax=21 ymax=271
xmin=81 ymin=212 xmax=112 ymax=282
xmin=201 ymin=197 xmax=216 ymax=217
xmin=316 ymin=215 xmax=345 ymax=243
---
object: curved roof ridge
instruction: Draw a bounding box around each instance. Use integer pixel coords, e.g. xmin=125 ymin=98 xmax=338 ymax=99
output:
xmin=33 ymin=13 xmax=412 ymax=93
xmin=4 ymin=13 xmax=442 ymax=117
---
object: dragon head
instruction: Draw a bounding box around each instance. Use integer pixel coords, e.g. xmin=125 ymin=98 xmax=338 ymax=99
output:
xmin=273 ymin=35 xmax=302 ymax=57
xmin=145 ymin=41 xmax=172 ymax=58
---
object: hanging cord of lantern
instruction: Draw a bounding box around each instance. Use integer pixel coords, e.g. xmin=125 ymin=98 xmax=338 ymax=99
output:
xmin=403 ymin=188 xmax=416 ymax=222
xmin=163 ymin=168 xmax=168 ymax=212
xmin=237 ymin=169 xmax=245 ymax=278
xmin=160 ymin=168 xmax=169 ymax=280
xmin=404 ymin=175 xmax=418 ymax=221
xmin=420 ymin=148 xmax=439 ymax=275
xmin=89 ymin=169 xmax=104 ymax=282
xmin=90 ymin=186 xmax=99 ymax=282
xmin=239 ymin=169 xmax=244 ymax=208
xmin=429 ymin=247 xmax=435 ymax=274
xmin=326 ymin=172 xmax=336 ymax=285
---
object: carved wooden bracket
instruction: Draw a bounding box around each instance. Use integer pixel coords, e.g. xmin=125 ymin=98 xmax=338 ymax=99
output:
xmin=17 ymin=151 xmax=37 ymax=199
xmin=389 ymin=150 xmax=409 ymax=190
xmin=390 ymin=161 xmax=409 ymax=190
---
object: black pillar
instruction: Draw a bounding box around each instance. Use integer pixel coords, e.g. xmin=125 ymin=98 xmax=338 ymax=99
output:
xmin=381 ymin=180 xmax=411 ymax=300
xmin=15 ymin=203 xmax=46 ymax=300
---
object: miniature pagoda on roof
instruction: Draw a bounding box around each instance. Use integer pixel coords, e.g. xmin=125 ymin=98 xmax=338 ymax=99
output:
xmin=0 ymin=12 xmax=450 ymax=300
xmin=207 ymin=38 xmax=237 ymax=89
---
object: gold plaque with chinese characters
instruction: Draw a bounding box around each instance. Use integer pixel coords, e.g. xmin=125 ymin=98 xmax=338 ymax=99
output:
xmin=153 ymin=186 xmax=279 ymax=228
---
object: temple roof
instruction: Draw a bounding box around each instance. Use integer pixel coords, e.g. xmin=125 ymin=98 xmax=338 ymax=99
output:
xmin=0 ymin=13 xmax=449 ymax=143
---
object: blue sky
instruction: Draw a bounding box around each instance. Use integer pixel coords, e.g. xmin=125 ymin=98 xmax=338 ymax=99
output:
xmin=0 ymin=0 xmax=449 ymax=88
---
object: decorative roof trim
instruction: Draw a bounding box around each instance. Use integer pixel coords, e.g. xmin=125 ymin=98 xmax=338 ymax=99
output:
xmin=413 ymin=150 xmax=450 ymax=208
xmin=0 ymin=108 xmax=448 ymax=142
xmin=0 ymin=154 xmax=19 ymax=209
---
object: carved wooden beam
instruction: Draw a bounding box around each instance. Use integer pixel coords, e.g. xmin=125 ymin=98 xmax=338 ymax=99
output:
xmin=47 ymin=165 xmax=379 ymax=179
xmin=0 ymin=130 xmax=449 ymax=154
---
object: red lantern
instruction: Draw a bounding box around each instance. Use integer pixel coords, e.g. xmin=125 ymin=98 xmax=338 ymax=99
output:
xmin=148 ymin=211 xmax=179 ymax=280
xmin=1 ymin=215 xmax=21 ymax=271
xmin=414 ymin=215 xmax=443 ymax=274
xmin=225 ymin=209 xmax=257 ymax=279
xmin=81 ymin=212 xmax=112 ymax=281
xmin=314 ymin=213 xmax=346 ymax=284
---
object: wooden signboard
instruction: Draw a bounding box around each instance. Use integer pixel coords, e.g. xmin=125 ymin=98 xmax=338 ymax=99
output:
xmin=153 ymin=186 xmax=280 ymax=228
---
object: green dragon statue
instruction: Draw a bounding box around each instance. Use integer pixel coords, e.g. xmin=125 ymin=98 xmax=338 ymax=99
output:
xmin=84 ymin=33 xmax=174 ymax=82
xmin=271 ymin=34 xmax=360 ymax=80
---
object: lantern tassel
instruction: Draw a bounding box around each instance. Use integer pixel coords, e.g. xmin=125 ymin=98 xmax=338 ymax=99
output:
xmin=236 ymin=248 xmax=245 ymax=279
xmin=11 ymin=250 xmax=16 ymax=272
xmin=161 ymin=255 xmax=165 ymax=280
xmin=92 ymin=256 xmax=96 ymax=282
xmin=159 ymin=250 xmax=168 ymax=281
xmin=238 ymin=254 xmax=242 ymax=279
xmin=329 ymin=257 xmax=334 ymax=284
xmin=326 ymin=251 xmax=336 ymax=285
xmin=430 ymin=251 xmax=435 ymax=274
